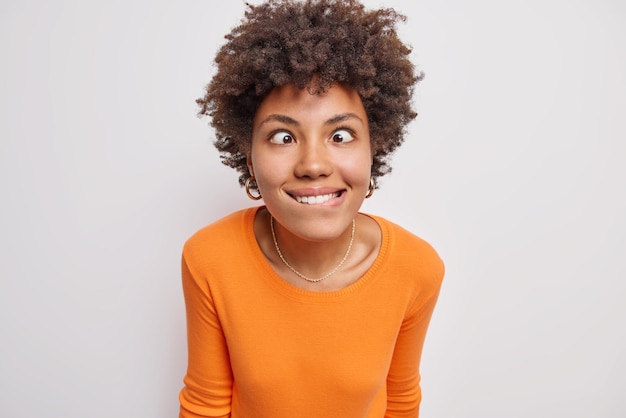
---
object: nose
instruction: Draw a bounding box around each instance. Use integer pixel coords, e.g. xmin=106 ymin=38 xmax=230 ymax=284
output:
xmin=293 ymin=140 xmax=333 ymax=179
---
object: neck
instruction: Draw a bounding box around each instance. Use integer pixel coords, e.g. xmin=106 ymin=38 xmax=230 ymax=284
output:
xmin=270 ymin=214 xmax=356 ymax=281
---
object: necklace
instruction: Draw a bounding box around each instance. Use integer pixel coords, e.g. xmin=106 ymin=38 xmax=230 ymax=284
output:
xmin=270 ymin=215 xmax=356 ymax=283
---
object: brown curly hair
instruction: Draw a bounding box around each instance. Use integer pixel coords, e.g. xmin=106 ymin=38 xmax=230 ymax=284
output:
xmin=197 ymin=0 xmax=422 ymax=188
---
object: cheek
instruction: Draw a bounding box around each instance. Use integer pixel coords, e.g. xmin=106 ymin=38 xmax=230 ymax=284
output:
xmin=348 ymin=146 xmax=374 ymax=174
xmin=250 ymin=149 xmax=284 ymax=185
xmin=338 ymin=154 xmax=373 ymax=187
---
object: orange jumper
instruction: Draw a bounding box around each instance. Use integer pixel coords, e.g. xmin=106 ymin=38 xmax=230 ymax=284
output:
xmin=179 ymin=207 xmax=444 ymax=417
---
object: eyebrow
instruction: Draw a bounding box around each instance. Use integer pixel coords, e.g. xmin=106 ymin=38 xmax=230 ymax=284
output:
xmin=325 ymin=113 xmax=364 ymax=126
xmin=258 ymin=112 xmax=364 ymax=128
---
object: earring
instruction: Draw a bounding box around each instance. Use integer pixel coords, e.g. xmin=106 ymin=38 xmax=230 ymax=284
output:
xmin=365 ymin=178 xmax=375 ymax=199
xmin=245 ymin=177 xmax=262 ymax=200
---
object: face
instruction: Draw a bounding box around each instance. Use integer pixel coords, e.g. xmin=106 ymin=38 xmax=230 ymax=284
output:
xmin=249 ymin=82 xmax=372 ymax=242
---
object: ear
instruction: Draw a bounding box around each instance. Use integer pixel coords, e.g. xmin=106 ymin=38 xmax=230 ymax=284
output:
xmin=246 ymin=153 xmax=254 ymax=177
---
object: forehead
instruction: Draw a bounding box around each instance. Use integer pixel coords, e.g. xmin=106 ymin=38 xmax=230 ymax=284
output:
xmin=253 ymin=83 xmax=368 ymax=127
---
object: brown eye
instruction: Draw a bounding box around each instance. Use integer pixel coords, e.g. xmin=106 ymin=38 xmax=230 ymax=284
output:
xmin=331 ymin=129 xmax=354 ymax=143
xmin=270 ymin=131 xmax=294 ymax=144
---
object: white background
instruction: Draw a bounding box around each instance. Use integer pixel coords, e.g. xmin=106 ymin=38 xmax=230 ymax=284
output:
xmin=1 ymin=0 xmax=624 ymax=417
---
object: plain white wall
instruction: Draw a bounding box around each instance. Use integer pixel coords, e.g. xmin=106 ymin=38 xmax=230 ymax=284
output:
xmin=1 ymin=0 xmax=624 ymax=417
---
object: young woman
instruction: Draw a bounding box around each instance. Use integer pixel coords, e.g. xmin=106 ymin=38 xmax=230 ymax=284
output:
xmin=179 ymin=1 xmax=444 ymax=417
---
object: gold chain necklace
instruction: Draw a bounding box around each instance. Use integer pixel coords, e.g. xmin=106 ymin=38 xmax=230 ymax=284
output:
xmin=270 ymin=215 xmax=356 ymax=283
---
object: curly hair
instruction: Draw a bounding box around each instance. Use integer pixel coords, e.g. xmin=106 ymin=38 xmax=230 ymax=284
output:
xmin=197 ymin=0 xmax=422 ymax=188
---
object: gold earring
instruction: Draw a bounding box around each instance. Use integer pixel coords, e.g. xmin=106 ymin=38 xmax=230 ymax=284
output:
xmin=245 ymin=177 xmax=262 ymax=200
xmin=365 ymin=178 xmax=375 ymax=199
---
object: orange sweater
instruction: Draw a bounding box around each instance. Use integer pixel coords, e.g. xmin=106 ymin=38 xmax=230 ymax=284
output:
xmin=179 ymin=207 xmax=444 ymax=418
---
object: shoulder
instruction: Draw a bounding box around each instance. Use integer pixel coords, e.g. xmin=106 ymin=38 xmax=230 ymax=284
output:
xmin=379 ymin=217 xmax=442 ymax=259
xmin=373 ymin=215 xmax=445 ymax=290
xmin=182 ymin=207 xmax=257 ymax=266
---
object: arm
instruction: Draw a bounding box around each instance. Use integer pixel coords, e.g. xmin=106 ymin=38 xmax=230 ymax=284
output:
xmin=385 ymin=288 xmax=441 ymax=418
xmin=179 ymin=254 xmax=233 ymax=418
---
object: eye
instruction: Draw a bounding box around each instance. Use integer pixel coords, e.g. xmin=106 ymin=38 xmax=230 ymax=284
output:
xmin=269 ymin=131 xmax=295 ymax=144
xmin=331 ymin=129 xmax=355 ymax=143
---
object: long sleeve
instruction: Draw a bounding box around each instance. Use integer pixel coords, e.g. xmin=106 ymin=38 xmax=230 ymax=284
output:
xmin=177 ymin=208 xmax=444 ymax=418
xmin=179 ymin=253 xmax=233 ymax=418
xmin=385 ymin=286 xmax=441 ymax=417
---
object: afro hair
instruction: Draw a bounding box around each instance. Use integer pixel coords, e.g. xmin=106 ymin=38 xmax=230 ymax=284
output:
xmin=197 ymin=0 xmax=423 ymax=188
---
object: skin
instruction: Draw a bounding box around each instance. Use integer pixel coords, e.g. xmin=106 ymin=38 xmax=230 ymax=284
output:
xmin=248 ymin=82 xmax=382 ymax=291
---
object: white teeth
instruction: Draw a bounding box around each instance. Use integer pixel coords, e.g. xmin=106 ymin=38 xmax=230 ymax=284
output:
xmin=295 ymin=192 xmax=340 ymax=205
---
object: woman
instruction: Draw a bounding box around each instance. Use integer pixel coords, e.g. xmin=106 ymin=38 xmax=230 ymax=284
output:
xmin=179 ymin=1 xmax=444 ymax=417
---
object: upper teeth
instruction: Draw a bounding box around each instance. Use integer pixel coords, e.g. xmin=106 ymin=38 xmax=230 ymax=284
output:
xmin=295 ymin=193 xmax=340 ymax=204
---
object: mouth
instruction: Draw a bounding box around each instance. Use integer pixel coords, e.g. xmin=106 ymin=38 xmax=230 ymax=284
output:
xmin=291 ymin=191 xmax=344 ymax=205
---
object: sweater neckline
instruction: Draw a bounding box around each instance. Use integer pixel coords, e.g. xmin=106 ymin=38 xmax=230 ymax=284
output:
xmin=243 ymin=206 xmax=390 ymax=301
